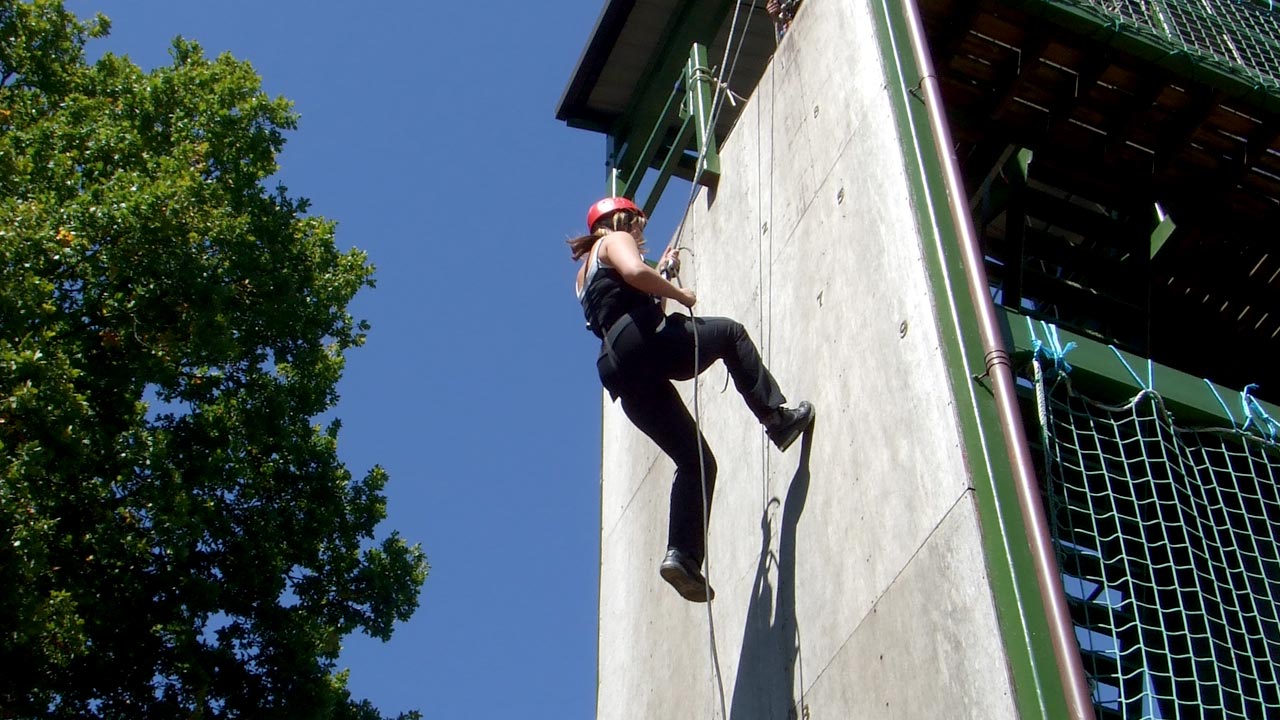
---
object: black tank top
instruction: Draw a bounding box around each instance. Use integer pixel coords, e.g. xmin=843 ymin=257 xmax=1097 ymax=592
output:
xmin=578 ymin=242 xmax=659 ymax=339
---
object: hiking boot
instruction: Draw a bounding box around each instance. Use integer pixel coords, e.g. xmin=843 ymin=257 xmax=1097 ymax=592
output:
xmin=765 ymin=401 xmax=814 ymax=451
xmin=659 ymin=548 xmax=715 ymax=603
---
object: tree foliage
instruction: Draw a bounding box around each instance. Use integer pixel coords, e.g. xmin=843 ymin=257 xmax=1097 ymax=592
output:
xmin=0 ymin=2 xmax=428 ymax=717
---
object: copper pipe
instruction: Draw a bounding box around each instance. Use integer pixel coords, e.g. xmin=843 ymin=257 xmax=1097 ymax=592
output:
xmin=895 ymin=0 xmax=1094 ymax=717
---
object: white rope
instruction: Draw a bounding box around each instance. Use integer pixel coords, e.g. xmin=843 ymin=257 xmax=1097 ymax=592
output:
xmin=651 ymin=4 xmax=762 ymax=717
xmin=706 ymin=0 xmax=753 ymax=148
xmin=765 ymin=23 xmax=810 ymax=720
xmin=674 ymin=267 xmax=729 ymax=720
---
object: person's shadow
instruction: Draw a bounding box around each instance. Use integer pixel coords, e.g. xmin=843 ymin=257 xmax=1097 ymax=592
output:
xmin=728 ymin=425 xmax=815 ymax=719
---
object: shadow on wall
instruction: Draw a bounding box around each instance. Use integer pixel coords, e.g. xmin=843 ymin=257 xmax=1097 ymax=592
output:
xmin=729 ymin=426 xmax=815 ymax=720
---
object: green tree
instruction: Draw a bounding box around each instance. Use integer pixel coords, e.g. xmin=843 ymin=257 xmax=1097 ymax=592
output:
xmin=0 ymin=2 xmax=428 ymax=717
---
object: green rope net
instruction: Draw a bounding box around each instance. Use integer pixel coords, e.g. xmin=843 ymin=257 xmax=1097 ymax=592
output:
xmin=1031 ymin=357 xmax=1280 ymax=719
xmin=1057 ymin=0 xmax=1280 ymax=86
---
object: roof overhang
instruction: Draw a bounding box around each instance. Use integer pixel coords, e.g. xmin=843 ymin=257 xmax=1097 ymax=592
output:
xmin=556 ymin=0 xmax=779 ymax=142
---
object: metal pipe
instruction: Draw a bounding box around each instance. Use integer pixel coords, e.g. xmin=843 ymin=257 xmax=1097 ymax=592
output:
xmin=896 ymin=1 xmax=1094 ymax=717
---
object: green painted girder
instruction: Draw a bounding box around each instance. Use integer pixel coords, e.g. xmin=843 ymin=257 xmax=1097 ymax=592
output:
xmin=618 ymin=74 xmax=688 ymax=199
xmin=684 ymin=42 xmax=721 ymax=184
xmin=607 ymin=0 xmax=737 ymax=189
xmin=1002 ymin=307 xmax=1280 ymax=432
xmin=620 ymin=42 xmax=722 ymax=205
xmin=980 ymin=145 xmax=1175 ymax=287
xmin=642 ymin=112 xmax=697 ymax=218
xmin=1149 ymin=210 xmax=1176 ymax=259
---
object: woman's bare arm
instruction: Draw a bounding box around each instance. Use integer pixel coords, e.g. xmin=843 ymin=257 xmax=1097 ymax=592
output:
xmin=602 ymin=232 xmax=696 ymax=308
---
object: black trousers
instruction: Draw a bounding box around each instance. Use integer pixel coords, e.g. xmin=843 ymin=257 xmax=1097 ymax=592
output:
xmin=597 ymin=313 xmax=786 ymax=564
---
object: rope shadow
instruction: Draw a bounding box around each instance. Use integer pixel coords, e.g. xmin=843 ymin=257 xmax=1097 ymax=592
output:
xmin=728 ymin=423 xmax=815 ymax=719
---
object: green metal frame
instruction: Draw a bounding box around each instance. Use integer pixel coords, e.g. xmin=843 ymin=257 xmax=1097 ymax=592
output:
xmin=608 ymin=0 xmax=734 ymax=177
xmin=976 ymin=150 xmax=1271 ymax=427
xmin=977 ymin=146 xmax=1176 ymax=305
xmin=1003 ymin=307 xmax=1280 ymax=430
xmin=684 ymin=43 xmax=722 ymax=186
xmin=607 ymin=42 xmax=723 ymax=209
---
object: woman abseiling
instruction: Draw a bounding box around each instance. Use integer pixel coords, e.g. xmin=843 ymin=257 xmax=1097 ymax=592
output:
xmin=570 ymin=197 xmax=814 ymax=603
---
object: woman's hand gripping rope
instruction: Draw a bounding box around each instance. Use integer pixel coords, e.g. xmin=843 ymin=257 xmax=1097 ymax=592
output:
xmin=657 ymin=245 xmax=681 ymax=280
xmin=659 ymin=245 xmax=696 ymax=308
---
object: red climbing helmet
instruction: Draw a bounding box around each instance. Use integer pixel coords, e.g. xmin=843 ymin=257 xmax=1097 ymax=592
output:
xmin=587 ymin=196 xmax=645 ymax=231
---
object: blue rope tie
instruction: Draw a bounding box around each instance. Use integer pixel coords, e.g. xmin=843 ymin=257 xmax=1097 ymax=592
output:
xmin=1027 ymin=318 xmax=1076 ymax=373
xmin=1241 ymin=384 xmax=1280 ymax=441
xmin=1108 ymin=346 xmax=1149 ymax=391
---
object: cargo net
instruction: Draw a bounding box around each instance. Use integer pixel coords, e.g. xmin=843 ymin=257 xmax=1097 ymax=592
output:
xmin=1068 ymin=0 xmax=1280 ymax=85
xmin=1030 ymin=356 xmax=1280 ymax=719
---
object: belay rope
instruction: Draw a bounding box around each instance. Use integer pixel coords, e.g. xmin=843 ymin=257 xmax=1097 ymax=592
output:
xmin=663 ymin=263 xmax=727 ymax=717
xmin=651 ymin=1 xmax=774 ymax=717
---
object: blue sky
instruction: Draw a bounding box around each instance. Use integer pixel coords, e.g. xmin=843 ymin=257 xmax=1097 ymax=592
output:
xmin=72 ymin=1 xmax=660 ymax=716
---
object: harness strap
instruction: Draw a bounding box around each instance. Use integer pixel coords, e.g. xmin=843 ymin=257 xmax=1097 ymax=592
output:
xmin=601 ymin=312 xmax=635 ymax=368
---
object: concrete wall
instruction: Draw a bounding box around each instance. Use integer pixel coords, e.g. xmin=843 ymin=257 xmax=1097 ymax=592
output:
xmin=595 ymin=0 xmax=1021 ymax=718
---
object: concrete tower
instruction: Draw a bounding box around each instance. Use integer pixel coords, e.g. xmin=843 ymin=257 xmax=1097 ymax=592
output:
xmin=558 ymin=1 xmax=1280 ymax=717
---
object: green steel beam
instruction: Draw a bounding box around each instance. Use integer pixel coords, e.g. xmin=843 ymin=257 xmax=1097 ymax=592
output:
xmin=1002 ymin=308 xmax=1280 ymax=431
xmin=1149 ymin=210 xmax=1176 ymax=259
xmin=643 ymin=114 xmax=697 ymax=218
xmin=619 ymin=42 xmax=722 ymax=201
xmin=619 ymin=81 xmax=686 ymax=199
xmin=614 ymin=41 xmax=724 ymax=213
xmin=1003 ymin=149 xmax=1031 ymax=310
xmin=606 ymin=136 xmax=624 ymax=197
xmin=608 ymin=0 xmax=736 ymax=186
xmin=684 ymin=42 xmax=721 ymax=184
